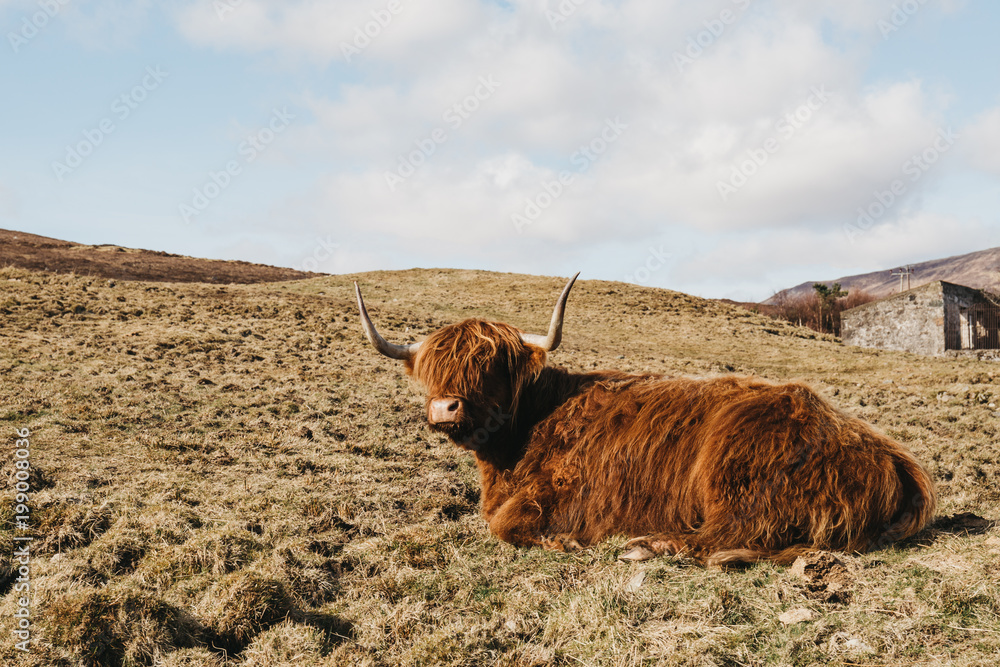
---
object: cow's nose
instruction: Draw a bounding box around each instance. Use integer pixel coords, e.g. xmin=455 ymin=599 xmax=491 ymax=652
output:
xmin=429 ymin=397 xmax=462 ymax=424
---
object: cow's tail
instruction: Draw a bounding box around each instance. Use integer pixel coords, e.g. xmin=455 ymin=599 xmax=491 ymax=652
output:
xmin=878 ymin=449 xmax=937 ymax=545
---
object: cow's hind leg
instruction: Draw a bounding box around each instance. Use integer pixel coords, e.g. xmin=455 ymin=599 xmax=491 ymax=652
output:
xmin=488 ymin=491 xmax=548 ymax=548
xmin=489 ymin=489 xmax=587 ymax=552
xmin=619 ymin=533 xmax=692 ymax=562
xmin=489 ymin=489 xmax=590 ymax=552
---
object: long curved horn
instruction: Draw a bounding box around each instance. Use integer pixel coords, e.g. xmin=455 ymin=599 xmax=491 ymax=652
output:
xmin=521 ymin=272 xmax=579 ymax=352
xmin=354 ymin=282 xmax=421 ymax=361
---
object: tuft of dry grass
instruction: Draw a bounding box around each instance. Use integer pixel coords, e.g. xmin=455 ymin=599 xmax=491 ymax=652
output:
xmin=42 ymin=585 xmax=203 ymax=665
xmin=0 ymin=266 xmax=998 ymax=665
xmin=196 ymin=571 xmax=295 ymax=653
xmin=240 ymin=621 xmax=329 ymax=667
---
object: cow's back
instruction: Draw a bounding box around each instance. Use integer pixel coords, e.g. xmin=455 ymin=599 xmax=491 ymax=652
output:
xmin=514 ymin=373 xmax=933 ymax=553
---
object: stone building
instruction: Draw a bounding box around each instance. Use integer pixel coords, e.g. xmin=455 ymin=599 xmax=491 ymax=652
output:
xmin=840 ymin=281 xmax=1000 ymax=356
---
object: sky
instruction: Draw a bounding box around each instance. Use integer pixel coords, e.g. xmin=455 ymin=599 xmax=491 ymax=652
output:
xmin=2 ymin=0 xmax=999 ymax=302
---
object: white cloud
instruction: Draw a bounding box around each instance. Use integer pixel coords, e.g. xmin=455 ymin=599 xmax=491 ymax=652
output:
xmin=280 ymin=25 xmax=948 ymax=245
xmin=176 ymin=0 xmax=491 ymax=67
xmin=842 ymin=212 xmax=996 ymax=267
xmin=774 ymin=0 xmax=967 ymax=32
xmin=963 ymin=107 xmax=1000 ymax=175
xmin=170 ymin=0 xmax=987 ymax=300
xmin=667 ymin=212 xmax=997 ymax=300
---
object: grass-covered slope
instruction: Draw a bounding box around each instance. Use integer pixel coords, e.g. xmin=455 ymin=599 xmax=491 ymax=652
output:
xmin=0 ymin=267 xmax=998 ymax=666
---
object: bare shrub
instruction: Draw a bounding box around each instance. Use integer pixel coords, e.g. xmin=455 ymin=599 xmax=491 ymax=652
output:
xmin=766 ymin=288 xmax=878 ymax=336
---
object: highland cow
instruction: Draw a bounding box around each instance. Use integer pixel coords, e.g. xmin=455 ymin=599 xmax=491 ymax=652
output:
xmin=354 ymin=274 xmax=935 ymax=567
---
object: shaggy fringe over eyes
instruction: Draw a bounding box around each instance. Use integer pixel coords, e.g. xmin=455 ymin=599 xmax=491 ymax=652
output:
xmin=410 ymin=319 xmax=544 ymax=414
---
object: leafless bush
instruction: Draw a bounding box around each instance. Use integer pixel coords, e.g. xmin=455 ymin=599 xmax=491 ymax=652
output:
xmin=766 ymin=288 xmax=877 ymax=336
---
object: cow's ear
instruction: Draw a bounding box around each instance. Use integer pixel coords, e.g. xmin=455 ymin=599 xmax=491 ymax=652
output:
xmin=525 ymin=345 xmax=547 ymax=377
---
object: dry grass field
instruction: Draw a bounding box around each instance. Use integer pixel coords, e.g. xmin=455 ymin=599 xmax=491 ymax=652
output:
xmin=1 ymin=266 xmax=998 ymax=666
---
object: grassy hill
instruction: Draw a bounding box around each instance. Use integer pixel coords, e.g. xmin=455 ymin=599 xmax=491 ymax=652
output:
xmin=1 ymin=266 xmax=998 ymax=666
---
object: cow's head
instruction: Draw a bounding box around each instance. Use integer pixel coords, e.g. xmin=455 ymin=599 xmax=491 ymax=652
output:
xmin=354 ymin=274 xmax=578 ymax=451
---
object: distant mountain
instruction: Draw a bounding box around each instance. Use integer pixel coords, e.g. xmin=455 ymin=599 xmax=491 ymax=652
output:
xmin=0 ymin=228 xmax=322 ymax=284
xmin=764 ymin=246 xmax=1000 ymax=304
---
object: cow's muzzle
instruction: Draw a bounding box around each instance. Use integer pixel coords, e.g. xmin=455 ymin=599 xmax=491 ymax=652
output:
xmin=428 ymin=397 xmax=464 ymax=425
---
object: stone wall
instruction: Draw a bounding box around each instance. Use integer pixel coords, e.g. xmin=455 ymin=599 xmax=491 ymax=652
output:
xmin=841 ymin=282 xmax=946 ymax=355
xmin=841 ymin=281 xmax=996 ymax=356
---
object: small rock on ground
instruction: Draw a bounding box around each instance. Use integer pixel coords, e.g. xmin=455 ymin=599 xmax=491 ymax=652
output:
xmin=779 ymin=607 xmax=815 ymax=625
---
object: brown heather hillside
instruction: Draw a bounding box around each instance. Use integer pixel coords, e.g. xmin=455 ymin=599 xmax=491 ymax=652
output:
xmin=767 ymin=246 xmax=1000 ymax=303
xmin=1 ymin=267 xmax=999 ymax=666
xmin=0 ymin=229 xmax=321 ymax=284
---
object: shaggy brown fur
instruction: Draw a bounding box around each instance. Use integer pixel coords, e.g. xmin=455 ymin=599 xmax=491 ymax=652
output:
xmin=395 ymin=318 xmax=935 ymax=567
